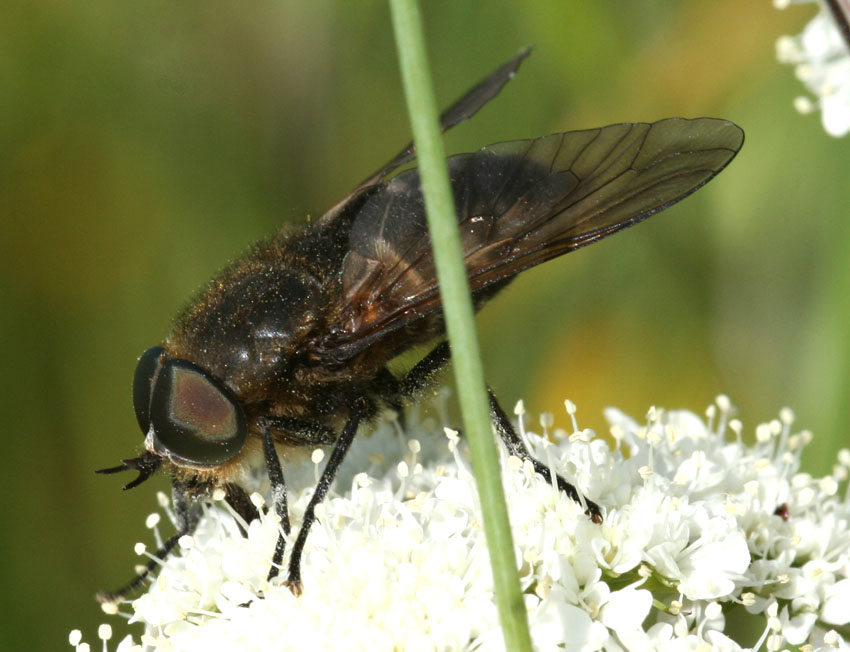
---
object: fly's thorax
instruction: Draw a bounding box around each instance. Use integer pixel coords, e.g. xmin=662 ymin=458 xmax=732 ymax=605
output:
xmin=167 ymin=258 xmax=331 ymax=400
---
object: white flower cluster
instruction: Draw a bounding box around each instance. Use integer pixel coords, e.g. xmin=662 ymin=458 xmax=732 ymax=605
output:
xmin=72 ymin=397 xmax=850 ymax=651
xmin=775 ymin=0 xmax=850 ymax=136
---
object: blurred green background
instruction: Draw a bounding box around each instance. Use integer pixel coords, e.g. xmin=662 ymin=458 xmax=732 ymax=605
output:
xmin=2 ymin=1 xmax=849 ymax=648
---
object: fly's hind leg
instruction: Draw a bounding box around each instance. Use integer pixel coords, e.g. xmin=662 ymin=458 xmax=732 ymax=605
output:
xmin=399 ymin=341 xmax=452 ymax=400
xmin=488 ymin=389 xmax=602 ymax=523
xmin=373 ymin=342 xmax=452 ymax=431
xmin=399 ymin=340 xmax=602 ymax=523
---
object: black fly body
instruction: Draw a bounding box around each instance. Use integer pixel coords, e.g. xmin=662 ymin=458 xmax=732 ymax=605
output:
xmin=97 ymin=50 xmax=743 ymax=600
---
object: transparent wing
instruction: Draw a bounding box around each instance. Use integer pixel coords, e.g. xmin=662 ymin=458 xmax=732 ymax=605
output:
xmin=321 ymin=117 xmax=744 ymax=359
xmin=317 ymin=48 xmax=530 ymax=226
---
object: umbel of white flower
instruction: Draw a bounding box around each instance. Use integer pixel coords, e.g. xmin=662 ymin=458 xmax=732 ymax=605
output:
xmin=72 ymin=396 xmax=850 ymax=652
xmin=775 ymin=0 xmax=850 ymax=137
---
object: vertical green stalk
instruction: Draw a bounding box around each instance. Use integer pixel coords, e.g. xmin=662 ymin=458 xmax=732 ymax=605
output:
xmin=388 ymin=2 xmax=532 ymax=650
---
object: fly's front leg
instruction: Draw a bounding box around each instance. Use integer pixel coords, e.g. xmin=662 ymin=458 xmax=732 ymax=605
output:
xmin=223 ymin=483 xmax=260 ymax=537
xmin=96 ymin=477 xmax=202 ymax=604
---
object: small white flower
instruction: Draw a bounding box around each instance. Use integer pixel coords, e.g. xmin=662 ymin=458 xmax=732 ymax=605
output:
xmin=74 ymin=396 xmax=850 ymax=651
xmin=821 ymin=578 xmax=850 ymax=625
xmin=775 ymin=0 xmax=850 ymax=136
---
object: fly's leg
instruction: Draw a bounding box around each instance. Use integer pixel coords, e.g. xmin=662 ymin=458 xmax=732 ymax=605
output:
xmin=488 ymin=389 xmax=602 ymax=523
xmin=257 ymin=415 xmax=338 ymax=579
xmin=398 ymin=340 xmax=602 ymax=522
xmin=399 ymin=341 xmax=452 ymax=399
xmin=281 ymin=397 xmax=373 ymax=594
xmin=223 ymin=483 xmax=260 ymax=537
xmin=258 ymin=418 xmax=292 ymax=581
xmin=96 ymin=477 xmax=201 ymax=603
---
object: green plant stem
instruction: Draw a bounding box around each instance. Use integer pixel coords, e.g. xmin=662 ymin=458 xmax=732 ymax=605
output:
xmin=387 ymin=2 xmax=533 ymax=650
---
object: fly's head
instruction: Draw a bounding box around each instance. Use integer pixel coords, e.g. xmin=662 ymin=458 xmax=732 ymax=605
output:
xmin=97 ymin=346 xmax=249 ymax=490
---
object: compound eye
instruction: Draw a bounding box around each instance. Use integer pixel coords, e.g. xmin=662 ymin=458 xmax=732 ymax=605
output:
xmin=133 ymin=346 xmax=166 ymax=434
xmin=149 ymin=358 xmax=248 ymax=466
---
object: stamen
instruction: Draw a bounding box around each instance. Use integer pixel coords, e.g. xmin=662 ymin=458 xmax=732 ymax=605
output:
xmin=97 ymin=624 xmax=112 ymax=652
xmin=312 ymin=448 xmax=325 ymax=485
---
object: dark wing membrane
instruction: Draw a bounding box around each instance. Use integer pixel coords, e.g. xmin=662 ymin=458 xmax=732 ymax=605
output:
xmin=324 ymin=118 xmax=744 ymax=358
xmin=318 ymin=49 xmax=530 ymax=226
xmin=368 ymin=47 xmax=532 ymax=185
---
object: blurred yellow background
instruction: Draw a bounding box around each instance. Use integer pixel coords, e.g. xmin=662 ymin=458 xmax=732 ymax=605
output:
xmin=2 ymin=1 xmax=848 ymax=648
